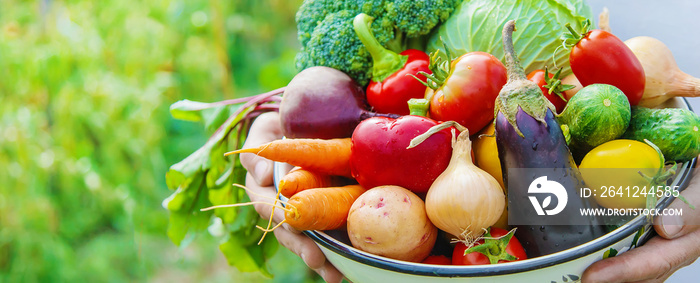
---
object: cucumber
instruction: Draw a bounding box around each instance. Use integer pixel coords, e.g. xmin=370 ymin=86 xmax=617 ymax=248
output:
xmin=622 ymin=107 xmax=700 ymax=162
xmin=557 ymin=84 xmax=631 ymax=154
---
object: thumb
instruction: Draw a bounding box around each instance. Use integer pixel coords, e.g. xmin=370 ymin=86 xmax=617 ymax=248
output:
xmin=654 ymin=161 xmax=700 ymax=239
xmin=582 ymin=229 xmax=700 ymax=283
xmin=238 ymin=112 xmax=283 ymax=186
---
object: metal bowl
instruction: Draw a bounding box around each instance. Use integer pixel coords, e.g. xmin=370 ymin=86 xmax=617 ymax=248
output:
xmin=273 ymin=97 xmax=697 ymax=283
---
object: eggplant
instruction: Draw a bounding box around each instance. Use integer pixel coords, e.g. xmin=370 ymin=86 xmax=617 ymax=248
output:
xmin=494 ymin=21 xmax=607 ymax=258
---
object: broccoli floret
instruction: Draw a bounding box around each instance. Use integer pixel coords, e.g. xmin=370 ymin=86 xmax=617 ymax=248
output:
xmin=294 ymin=47 xmax=311 ymax=72
xmin=302 ymin=10 xmax=394 ymax=86
xmin=295 ymin=0 xmax=387 ymax=47
xmin=295 ymin=0 xmax=345 ymax=47
xmin=385 ymin=0 xmax=460 ymax=38
xmin=294 ymin=0 xmax=459 ymax=85
xmin=352 ymin=0 xmax=387 ymax=18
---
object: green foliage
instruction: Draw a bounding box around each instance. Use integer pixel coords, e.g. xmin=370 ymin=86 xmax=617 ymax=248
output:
xmin=0 ymin=0 xmax=317 ymax=281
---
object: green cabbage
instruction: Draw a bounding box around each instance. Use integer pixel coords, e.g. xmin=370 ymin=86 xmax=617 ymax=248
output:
xmin=427 ymin=0 xmax=594 ymax=75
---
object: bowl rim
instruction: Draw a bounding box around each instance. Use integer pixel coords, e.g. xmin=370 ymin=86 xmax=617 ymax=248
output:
xmin=273 ymin=98 xmax=697 ymax=277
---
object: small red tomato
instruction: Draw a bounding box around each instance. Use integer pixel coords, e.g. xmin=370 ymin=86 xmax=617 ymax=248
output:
xmin=527 ymin=68 xmax=569 ymax=113
xmin=425 ymin=51 xmax=507 ymax=134
xmin=421 ymin=255 xmax=452 ymax=265
xmin=565 ymin=20 xmax=645 ymax=105
xmin=452 ymin=227 xmax=526 ymax=265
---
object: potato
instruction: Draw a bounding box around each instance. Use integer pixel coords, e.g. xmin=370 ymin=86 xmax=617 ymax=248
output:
xmin=346 ymin=185 xmax=437 ymax=262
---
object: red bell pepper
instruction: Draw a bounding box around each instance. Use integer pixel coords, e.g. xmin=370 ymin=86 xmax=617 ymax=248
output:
xmin=353 ymin=13 xmax=431 ymax=116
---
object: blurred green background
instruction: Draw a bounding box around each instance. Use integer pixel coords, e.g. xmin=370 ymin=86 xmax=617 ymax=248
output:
xmin=0 ymin=0 xmax=320 ymax=282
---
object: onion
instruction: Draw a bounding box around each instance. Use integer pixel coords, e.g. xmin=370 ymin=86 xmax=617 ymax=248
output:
xmin=624 ymin=36 xmax=700 ymax=108
xmin=414 ymin=125 xmax=505 ymax=242
xmin=561 ymin=73 xmax=583 ymax=101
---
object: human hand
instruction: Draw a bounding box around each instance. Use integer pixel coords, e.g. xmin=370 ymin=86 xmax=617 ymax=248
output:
xmin=238 ymin=112 xmax=345 ymax=283
xmin=582 ymin=161 xmax=700 ymax=283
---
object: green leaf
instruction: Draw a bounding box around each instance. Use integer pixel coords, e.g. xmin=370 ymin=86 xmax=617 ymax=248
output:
xmin=169 ymin=99 xmax=242 ymax=133
xmin=202 ymin=104 xmax=237 ymax=133
xmin=206 ymin=141 xmax=230 ymax=188
xmin=602 ymin=248 xmax=618 ymax=259
xmin=630 ymin=226 xmax=646 ymax=249
xmin=219 ymin=230 xmax=278 ymax=277
xmin=165 ymin=173 xmax=213 ymax=246
xmin=163 ymin=173 xmax=204 ymax=211
xmin=165 ymin=105 xmax=254 ymax=190
xmin=427 ymin=0 xmax=594 ymax=76
xmin=170 ymin=99 xmax=211 ymax=121
xmin=208 ymin=168 xmax=238 ymax=224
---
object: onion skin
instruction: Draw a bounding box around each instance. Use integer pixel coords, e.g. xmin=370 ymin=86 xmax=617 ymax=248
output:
xmin=624 ymin=36 xmax=700 ymax=108
xmin=425 ymin=130 xmax=505 ymax=240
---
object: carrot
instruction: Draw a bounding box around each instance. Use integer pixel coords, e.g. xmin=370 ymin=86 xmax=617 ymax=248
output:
xmin=284 ymin=184 xmax=365 ymax=231
xmin=202 ymin=184 xmax=366 ymax=241
xmin=226 ymin=138 xmax=352 ymax=177
xmin=279 ymin=167 xmax=350 ymax=198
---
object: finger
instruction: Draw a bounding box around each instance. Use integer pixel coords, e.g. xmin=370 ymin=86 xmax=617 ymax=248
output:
xmin=654 ymin=161 xmax=700 ymax=239
xmin=272 ymin=224 xmax=344 ymax=283
xmin=582 ymin=228 xmax=700 ymax=283
xmin=239 ymin=112 xmax=283 ymax=186
xmin=244 ymin=173 xmax=288 ymax=226
xmin=314 ymin=260 xmax=345 ymax=283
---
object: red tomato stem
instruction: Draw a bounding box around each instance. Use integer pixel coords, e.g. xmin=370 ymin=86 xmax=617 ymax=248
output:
xmin=463 ymin=228 xmax=519 ymax=265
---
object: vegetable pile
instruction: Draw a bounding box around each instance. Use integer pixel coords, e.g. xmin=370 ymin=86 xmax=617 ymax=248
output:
xmin=164 ymin=0 xmax=700 ymax=275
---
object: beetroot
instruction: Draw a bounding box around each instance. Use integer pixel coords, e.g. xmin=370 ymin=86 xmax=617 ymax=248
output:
xmin=279 ymin=66 xmax=396 ymax=139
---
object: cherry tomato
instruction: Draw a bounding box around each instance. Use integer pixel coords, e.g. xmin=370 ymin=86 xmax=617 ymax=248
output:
xmin=367 ymin=50 xmax=431 ymax=115
xmin=452 ymin=227 xmax=526 ymax=265
xmin=527 ymin=69 xmax=568 ymax=113
xmin=565 ymin=21 xmax=645 ymax=105
xmin=426 ymin=51 xmax=507 ymax=134
xmin=421 ymin=255 xmax=452 ymax=265
xmin=579 ymin=139 xmax=662 ymax=209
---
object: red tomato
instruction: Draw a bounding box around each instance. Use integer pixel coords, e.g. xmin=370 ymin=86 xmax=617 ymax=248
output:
xmin=421 ymin=255 xmax=452 ymax=265
xmin=350 ymin=115 xmax=453 ymax=194
xmin=452 ymin=227 xmax=526 ymax=265
xmin=426 ymin=51 xmax=507 ymax=134
xmin=527 ymin=69 xmax=567 ymax=113
xmin=367 ymin=50 xmax=431 ymax=115
xmin=567 ymin=24 xmax=645 ymax=105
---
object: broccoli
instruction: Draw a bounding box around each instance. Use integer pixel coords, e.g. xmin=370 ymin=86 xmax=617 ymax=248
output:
xmin=386 ymin=0 xmax=460 ymax=38
xmin=294 ymin=0 xmax=460 ymax=86
xmin=299 ymin=9 xmax=394 ymax=86
xmin=295 ymin=0 xmax=385 ymax=48
xmin=294 ymin=0 xmax=345 ymax=47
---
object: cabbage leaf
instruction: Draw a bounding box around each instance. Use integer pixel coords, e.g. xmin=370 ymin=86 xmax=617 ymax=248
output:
xmin=427 ymin=0 xmax=594 ymax=75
